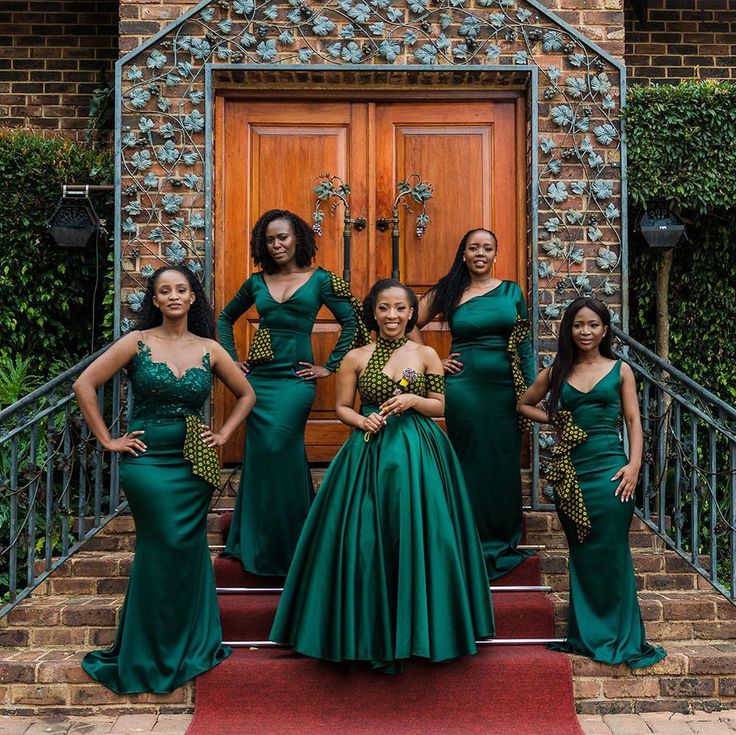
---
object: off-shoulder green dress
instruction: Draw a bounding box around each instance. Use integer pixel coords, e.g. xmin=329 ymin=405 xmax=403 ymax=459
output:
xmin=270 ymin=336 xmax=494 ymax=672
xmin=217 ymin=267 xmax=367 ymax=576
xmin=82 ymin=341 xmax=230 ymax=693
xmin=445 ymin=280 xmax=536 ymax=579
xmin=549 ymin=360 xmax=666 ymax=668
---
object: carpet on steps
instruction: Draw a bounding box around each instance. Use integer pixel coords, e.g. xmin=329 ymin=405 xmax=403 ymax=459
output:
xmin=217 ymin=590 xmax=555 ymax=642
xmin=185 ymin=647 xmax=582 ymax=735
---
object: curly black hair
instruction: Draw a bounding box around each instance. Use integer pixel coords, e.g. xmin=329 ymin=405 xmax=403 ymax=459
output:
xmin=425 ymin=228 xmax=497 ymax=323
xmin=547 ymin=297 xmax=614 ymax=421
xmin=250 ymin=209 xmax=318 ymax=275
xmin=362 ymin=278 xmax=419 ymax=334
xmin=136 ymin=265 xmax=215 ymax=338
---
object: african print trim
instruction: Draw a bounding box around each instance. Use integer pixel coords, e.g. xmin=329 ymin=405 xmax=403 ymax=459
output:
xmin=547 ymin=409 xmax=591 ymax=543
xmin=507 ymin=316 xmax=533 ymax=432
xmin=246 ymin=326 xmax=274 ymax=365
xmin=426 ymin=373 xmax=445 ymax=394
xmin=327 ymin=271 xmax=371 ymax=352
xmin=358 ymin=336 xmax=409 ymax=405
xmin=182 ymin=415 xmax=220 ymax=489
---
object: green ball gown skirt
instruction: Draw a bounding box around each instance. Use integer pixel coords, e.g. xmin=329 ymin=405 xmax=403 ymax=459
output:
xmin=81 ymin=341 xmax=230 ymax=693
xmin=217 ymin=268 xmax=367 ymax=576
xmin=549 ymin=360 xmax=666 ymax=668
xmin=270 ymin=337 xmax=494 ymax=672
xmin=445 ymin=280 xmax=536 ymax=579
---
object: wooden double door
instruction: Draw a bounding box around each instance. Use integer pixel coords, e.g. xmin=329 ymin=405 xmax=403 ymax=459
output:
xmin=215 ymin=93 xmax=526 ymax=463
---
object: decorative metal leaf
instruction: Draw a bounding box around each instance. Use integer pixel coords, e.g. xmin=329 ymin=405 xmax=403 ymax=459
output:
xmin=565 ymin=77 xmax=586 ymax=99
xmin=299 ymin=48 xmax=315 ymax=62
xmin=489 ymin=12 xmax=504 ymax=28
xmin=190 ymin=213 xmax=206 ymax=230
xmin=200 ymin=8 xmax=215 ymax=21
xmin=182 ymin=173 xmax=201 ymax=190
xmin=312 ymin=16 xmax=336 ymax=35
xmin=122 ymin=131 xmax=138 ymax=147
xmin=141 ymin=265 xmax=155 ymax=279
xmin=568 ymin=52 xmax=585 ymax=67
xmin=126 ymin=66 xmax=143 ymax=82
xmin=130 ymin=149 xmax=152 ymax=172
xmin=326 ymin=42 xmax=343 ymax=58
xmin=187 ymin=260 xmax=203 ymax=275
xmin=542 ymin=30 xmax=563 ymax=52
xmin=453 ymin=44 xmax=469 ymax=61
xmin=404 ymin=30 xmax=417 ymax=45
xmin=415 ymin=43 xmax=438 ymax=64
xmin=177 ymin=61 xmax=195 ymax=77
xmin=387 ymin=6 xmax=404 ymax=21
xmin=127 ymin=291 xmax=146 ymax=312
xmin=548 ymin=159 xmax=562 ymax=175
xmin=540 ymin=137 xmax=556 ymax=155
xmin=571 ymin=180 xmax=587 ymax=195
xmin=165 ymin=72 xmax=182 ymax=88
xmin=408 ymin=0 xmax=428 ymax=13
xmin=189 ymin=38 xmax=211 ymax=60
xmin=182 ymin=150 xmax=198 ymax=166
xmin=591 ymin=180 xmax=613 ymax=200
xmin=233 ymin=0 xmax=254 ymax=14
xmin=590 ymin=73 xmax=611 ymax=95
xmin=189 ymin=89 xmax=205 ymax=104
xmin=161 ymin=194 xmax=184 ymax=214
xmin=379 ymin=39 xmax=400 ymax=62
xmin=256 ymin=40 xmax=278 ymax=62
xmin=349 ymin=3 xmax=372 ymax=21
xmin=566 ymin=210 xmax=584 ymax=224
xmin=170 ymin=217 xmax=186 ymax=233
xmin=587 ymin=226 xmax=603 ymax=242
xmin=602 ymin=94 xmax=616 ymax=111
xmin=604 ymin=203 xmax=620 ymax=221
xmin=588 ymin=152 xmax=604 ymax=169
xmin=513 ymin=50 xmax=528 ymax=65
xmin=369 ymin=22 xmax=385 ymax=36
xmin=129 ymin=88 xmax=151 ymax=109
xmin=459 ymin=16 xmax=481 ymax=38
xmin=544 ymin=217 xmax=561 ymax=232
xmin=263 ymin=4 xmax=279 ymax=20
xmin=218 ymin=19 xmax=234 ymax=33
xmin=341 ymin=41 xmax=363 ymax=62
xmin=550 ymin=105 xmax=573 ymax=128
xmin=543 ymin=238 xmax=565 ymax=258
xmin=596 ymin=247 xmax=617 ymax=270
xmin=538 ymin=261 xmax=555 ymax=278
xmin=594 ymin=123 xmax=617 ymax=145
xmin=240 ymin=32 xmax=257 ymax=47
xmin=182 ymin=109 xmax=205 ymax=133
xmin=149 ymin=227 xmax=165 ymax=242
xmin=547 ymin=66 xmax=561 ymax=83
xmin=435 ymin=34 xmax=450 ymax=50
xmin=574 ymin=116 xmax=589 ymax=133
xmin=579 ymin=135 xmax=594 ymax=154
xmin=486 ymin=43 xmax=501 ymax=60
xmin=146 ymin=50 xmax=167 ymax=70
xmin=122 ymin=217 xmax=137 ymax=234
xmin=569 ymin=247 xmax=584 ymax=263
xmin=516 ymin=7 xmax=532 ymax=22
xmin=157 ymin=97 xmax=171 ymax=113
xmin=544 ymin=303 xmax=561 ymax=318
xmin=143 ymin=172 xmax=158 ymax=188
xmin=166 ymin=241 xmax=187 ymax=266
xmin=157 ymin=140 xmax=180 ymax=164
xmin=125 ymin=200 xmax=143 ymax=216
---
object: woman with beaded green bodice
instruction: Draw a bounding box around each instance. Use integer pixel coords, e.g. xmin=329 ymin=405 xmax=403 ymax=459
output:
xmin=73 ymin=266 xmax=255 ymax=693
xmin=270 ymin=280 xmax=494 ymax=672
xmin=413 ymin=229 xmax=536 ymax=580
xmin=217 ymin=210 xmax=368 ymax=577
xmin=518 ymin=297 xmax=665 ymax=668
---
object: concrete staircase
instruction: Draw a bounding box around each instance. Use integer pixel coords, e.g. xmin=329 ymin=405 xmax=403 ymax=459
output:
xmin=1 ymin=473 xmax=735 ymax=716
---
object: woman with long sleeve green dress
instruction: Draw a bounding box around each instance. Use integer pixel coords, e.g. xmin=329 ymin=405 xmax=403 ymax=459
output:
xmin=73 ymin=266 xmax=255 ymax=693
xmin=414 ymin=228 xmax=536 ymax=580
xmin=518 ymin=297 xmax=666 ymax=668
xmin=217 ymin=210 xmax=368 ymax=577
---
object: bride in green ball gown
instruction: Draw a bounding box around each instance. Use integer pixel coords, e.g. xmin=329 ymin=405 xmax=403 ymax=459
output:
xmin=217 ymin=210 xmax=369 ymax=577
xmin=412 ymin=228 xmax=536 ymax=580
xmin=73 ymin=266 xmax=255 ymax=693
xmin=518 ymin=297 xmax=666 ymax=668
xmin=270 ymin=279 xmax=494 ymax=673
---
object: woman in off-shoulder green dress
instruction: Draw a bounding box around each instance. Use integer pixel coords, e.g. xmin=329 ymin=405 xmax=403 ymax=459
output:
xmin=519 ymin=297 xmax=665 ymax=668
xmin=73 ymin=266 xmax=255 ymax=693
xmin=271 ymin=279 xmax=493 ymax=673
xmin=217 ymin=210 xmax=369 ymax=577
xmin=414 ymin=229 xmax=536 ymax=580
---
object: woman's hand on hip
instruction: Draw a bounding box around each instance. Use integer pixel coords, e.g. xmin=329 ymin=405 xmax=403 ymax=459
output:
xmin=296 ymin=362 xmax=331 ymax=381
xmin=442 ymin=353 xmax=463 ymax=375
xmin=200 ymin=426 xmax=227 ymax=448
xmin=235 ymin=361 xmax=251 ymax=376
xmin=104 ymin=431 xmax=147 ymax=457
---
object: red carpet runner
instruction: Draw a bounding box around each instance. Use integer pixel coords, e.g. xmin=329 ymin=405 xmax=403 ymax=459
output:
xmin=185 ymin=515 xmax=583 ymax=735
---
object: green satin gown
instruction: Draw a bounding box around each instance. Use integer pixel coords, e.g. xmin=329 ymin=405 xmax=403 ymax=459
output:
xmin=270 ymin=336 xmax=494 ymax=672
xmin=82 ymin=341 xmax=230 ymax=693
xmin=445 ymin=280 xmax=536 ymax=579
xmin=217 ymin=268 xmax=365 ymax=576
xmin=549 ymin=360 xmax=666 ymax=668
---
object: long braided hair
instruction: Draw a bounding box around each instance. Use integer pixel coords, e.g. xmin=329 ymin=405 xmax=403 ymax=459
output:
xmin=547 ymin=297 xmax=614 ymax=421
xmin=425 ymin=228 xmax=497 ymax=323
xmin=136 ymin=265 xmax=215 ymax=338
xmin=250 ymin=209 xmax=318 ymax=275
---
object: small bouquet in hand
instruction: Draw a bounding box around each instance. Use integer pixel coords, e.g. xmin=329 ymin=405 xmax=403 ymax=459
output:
xmin=364 ymin=368 xmax=419 ymax=442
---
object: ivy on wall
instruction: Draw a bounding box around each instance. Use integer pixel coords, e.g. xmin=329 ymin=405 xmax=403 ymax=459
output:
xmin=625 ymin=81 xmax=736 ymax=402
xmin=0 ymin=130 xmax=114 ymax=375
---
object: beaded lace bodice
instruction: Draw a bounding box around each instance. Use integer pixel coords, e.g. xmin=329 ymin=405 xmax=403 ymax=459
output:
xmin=129 ymin=342 xmax=211 ymax=421
xmin=357 ymin=336 xmax=445 ymax=406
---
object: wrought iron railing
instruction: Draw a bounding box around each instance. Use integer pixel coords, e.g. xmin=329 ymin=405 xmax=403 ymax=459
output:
xmin=0 ymin=346 xmax=126 ymax=617
xmin=615 ymin=327 xmax=736 ymax=601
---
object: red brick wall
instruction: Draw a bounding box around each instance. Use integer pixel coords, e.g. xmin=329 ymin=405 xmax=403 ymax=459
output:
xmin=625 ymin=0 xmax=736 ymax=84
xmin=0 ymin=0 xmax=118 ymax=140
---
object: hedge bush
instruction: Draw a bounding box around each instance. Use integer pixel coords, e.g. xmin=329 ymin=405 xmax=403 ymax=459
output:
xmin=625 ymin=81 xmax=736 ymax=403
xmin=0 ymin=130 xmax=113 ymax=382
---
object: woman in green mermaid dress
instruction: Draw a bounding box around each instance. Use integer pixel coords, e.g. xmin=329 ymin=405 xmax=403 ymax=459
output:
xmin=518 ymin=297 xmax=666 ymax=668
xmin=413 ymin=228 xmax=536 ymax=579
xmin=217 ymin=210 xmax=368 ymax=576
xmin=73 ymin=266 xmax=255 ymax=693
xmin=270 ymin=279 xmax=494 ymax=672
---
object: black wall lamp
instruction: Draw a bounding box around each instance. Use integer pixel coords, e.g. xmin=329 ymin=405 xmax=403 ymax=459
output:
xmin=47 ymin=184 xmax=113 ymax=248
xmin=636 ymin=206 xmax=687 ymax=250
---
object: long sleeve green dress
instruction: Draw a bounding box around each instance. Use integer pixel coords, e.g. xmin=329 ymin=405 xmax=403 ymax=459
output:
xmin=445 ymin=280 xmax=536 ymax=579
xmin=270 ymin=335 xmax=494 ymax=672
xmin=217 ymin=267 xmax=367 ymax=576
xmin=548 ymin=360 xmax=666 ymax=667
xmin=82 ymin=340 xmax=230 ymax=693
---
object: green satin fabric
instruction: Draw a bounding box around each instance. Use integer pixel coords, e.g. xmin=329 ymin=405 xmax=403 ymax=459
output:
xmin=82 ymin=348 xmax=230 ymax=693
xmin=549 ymin=361 xmax=666 ymax=668
xmin=270 ymin=352 xmax=494 ymax=672
xmin=217 ymin=268 xmax=361 ymax=576
xmin=445 ymin=281 xmax=536 ymax=579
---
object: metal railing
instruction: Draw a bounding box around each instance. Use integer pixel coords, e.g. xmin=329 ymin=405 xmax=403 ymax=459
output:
xmin=0 ymin=346 xmax=126 ymax=617
xmin=613 ymin=327 xmax=736 ymax=602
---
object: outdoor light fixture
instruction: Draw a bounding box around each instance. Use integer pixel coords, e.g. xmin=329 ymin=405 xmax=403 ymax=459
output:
xmin=47 ymin=185 xmax=105 ymax=248
xmin=637 ymin=206 xmax=686 ymax=250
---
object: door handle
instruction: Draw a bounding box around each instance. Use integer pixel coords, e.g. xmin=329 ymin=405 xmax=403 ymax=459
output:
xmin=376 ymin=218 xmax=391 ymax=232
xmin=351 ymin=217 xmax=367 ymax=231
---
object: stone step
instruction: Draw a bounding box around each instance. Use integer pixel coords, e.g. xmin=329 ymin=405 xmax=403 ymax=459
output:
xmin=0 ymin=649 xmax=193 ymax=715
xmin=550 ymin=590 xmax=736 ymax=643
xmin=572 ymin=642 xmax=736 ymax=714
